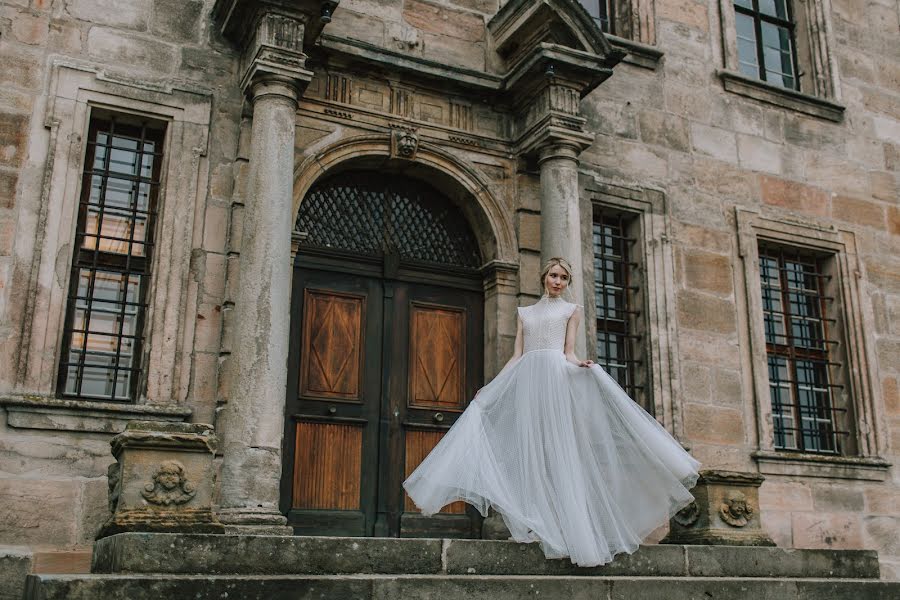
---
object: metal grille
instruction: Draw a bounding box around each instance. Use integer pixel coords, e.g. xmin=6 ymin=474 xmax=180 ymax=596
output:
xmin=296 ymin=171 xmax=481 ymax=268
xmin=593 ymin=209 xmax=642 ymax=404
xmin=759 ymin=246 xmax=846 ymax=453
xmin=733 ymin=0 xmax=799 ymax=90
xmin=57 ymin=114 xmax=165 ymax=401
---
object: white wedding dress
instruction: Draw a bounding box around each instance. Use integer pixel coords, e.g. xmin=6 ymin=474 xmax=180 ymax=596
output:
xmin=403 ymin=295 xmax=700 ymax=567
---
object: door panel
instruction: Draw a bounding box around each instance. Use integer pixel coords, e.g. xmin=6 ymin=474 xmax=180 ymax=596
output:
xmin=392 ymin=282 xmax=483 ymax=538
xmin=283 ymin=268 xmax=382 ymax=536
xmin=299 ymin=290 xmax=366 ymax=401
xmin=292 ymin=421 xmax=363 ymax=510
xmin=409 ymin=303 xmax=466 ymax=410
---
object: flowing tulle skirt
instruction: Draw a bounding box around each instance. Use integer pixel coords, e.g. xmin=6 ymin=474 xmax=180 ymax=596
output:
xmin=403 ymin=349 xmax=700 ymax=567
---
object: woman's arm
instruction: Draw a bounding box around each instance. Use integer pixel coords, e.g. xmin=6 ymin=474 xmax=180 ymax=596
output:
xmin=564 ymin=306 xmax=595 ymax=368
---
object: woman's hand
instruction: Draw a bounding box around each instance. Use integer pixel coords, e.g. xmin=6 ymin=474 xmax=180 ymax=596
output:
xmin=578 ymin=359 xmax=595 ymax=368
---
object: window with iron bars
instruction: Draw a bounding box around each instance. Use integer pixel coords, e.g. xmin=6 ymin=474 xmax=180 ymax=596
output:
xmin=593 ymin=209 xmax=646 ymax=410
xmin=57 ymin=111 xmax=165 ymax=402
xmin=758 ymin=245 xmax=847 ymax=454
xmin=733 ymin=0 xmax=799 ymax=90
xmin=580 ymin=0 xmax=612 ymax=33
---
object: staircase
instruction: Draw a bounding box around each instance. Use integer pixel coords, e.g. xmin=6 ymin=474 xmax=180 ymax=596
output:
xmin=23 ymin=533 xmax=899 ymax=599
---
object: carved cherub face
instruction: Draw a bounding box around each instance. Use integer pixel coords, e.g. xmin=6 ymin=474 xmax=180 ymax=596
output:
xmin=155 ymin=461 xmax=184 ymax=491
xmin=724 ymin=491 xmax=750 ymax=516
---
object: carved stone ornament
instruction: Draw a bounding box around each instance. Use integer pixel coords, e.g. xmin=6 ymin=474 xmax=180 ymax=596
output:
xmin=720 ymin=489 xmax=754 ymax=527
xmin=141 ymin=460 xmax=196 ymax=506
xmin=391 ymin=128 xmax=419 ymax=160
xmin=673 ymin=500 xmax=700 ymax=527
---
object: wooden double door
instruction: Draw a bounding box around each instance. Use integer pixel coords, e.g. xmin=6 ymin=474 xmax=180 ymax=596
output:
xmin=281 ymin=253 xmax=483 ymax=538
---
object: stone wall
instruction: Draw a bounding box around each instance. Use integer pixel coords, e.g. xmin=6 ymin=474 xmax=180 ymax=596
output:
xmin=0 ymin=0 xmax=242 ymax=570
xmin=0 ymin=0 xmax=897 ymax=583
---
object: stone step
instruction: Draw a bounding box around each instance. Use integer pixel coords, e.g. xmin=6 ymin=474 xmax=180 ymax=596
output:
xmin=92 ymin=533 xmax=880 ymax=579
xmin=23 ymin=573 xmax=900 ymax=600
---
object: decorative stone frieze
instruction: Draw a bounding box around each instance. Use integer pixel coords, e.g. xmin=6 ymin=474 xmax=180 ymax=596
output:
xmin=98 ymin=421 xmax=223 ymax=538
xmin=663 ymin=470 xmax=775 ymax=547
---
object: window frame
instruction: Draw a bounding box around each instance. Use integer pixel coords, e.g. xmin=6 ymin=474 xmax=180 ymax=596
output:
xmin=3 ymin=62 xmax=211 ymax=432
xmin=736 ymin=208 xmax=889 ymax=480
xmin=757 ymin=244 xmax=847 ymax=454
xmin=732 ymin=0 xmax=800 ymax=91
xmin=716 ymin=0 xmax=845 ymax=122
xmin=592 ymin=206 xmax=646 ymax=410
xmin=57 ymin=113 xmax=167 ymax=402
xmin=585 ymin=179 xmax=683 ymax=438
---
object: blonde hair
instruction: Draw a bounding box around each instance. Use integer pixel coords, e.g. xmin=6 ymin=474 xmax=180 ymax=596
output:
xmin=539 ymin=257 xmax=574 ymax=292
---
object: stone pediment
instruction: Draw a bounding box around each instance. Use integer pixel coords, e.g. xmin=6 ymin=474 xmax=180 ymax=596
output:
xmin=488 ymin=0 xmax=620 ymax=68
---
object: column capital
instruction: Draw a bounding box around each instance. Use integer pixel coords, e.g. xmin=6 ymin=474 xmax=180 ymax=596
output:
xmin=239 ymin=12 xmax=314 ymax=98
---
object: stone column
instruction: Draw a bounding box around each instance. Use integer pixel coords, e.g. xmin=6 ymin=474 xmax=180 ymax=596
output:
xmin=538 ymin=143 xmax=587 ymax=358
xmin=217 ymin=76 xmax=299 ymax=534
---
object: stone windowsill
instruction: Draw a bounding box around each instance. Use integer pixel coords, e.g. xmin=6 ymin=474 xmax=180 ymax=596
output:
xmin=752 ymin=450 xmax=891 ymax=482
xmin=0 ymin=395 xmax=192 ymax=434
xmin=607 ymin=35 xmax=663 ymax=70
xmin=718 ymin=70 xmax=846 ymax=123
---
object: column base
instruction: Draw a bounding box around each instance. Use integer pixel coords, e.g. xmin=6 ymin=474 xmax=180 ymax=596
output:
xmin=216 ymin=507 xmax=293 ymax=536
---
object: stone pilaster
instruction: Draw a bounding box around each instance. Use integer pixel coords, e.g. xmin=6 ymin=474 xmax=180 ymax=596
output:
xmin=214 ymin=7 xmax=313 ymax=535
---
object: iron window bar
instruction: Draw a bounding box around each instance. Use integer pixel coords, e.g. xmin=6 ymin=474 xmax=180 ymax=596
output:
xmin=759 ymin=245 xmax=847 ymax=454
xmin=57 ymin=114 xmax=164 ymax=402
xmin=593 ymin=209 xmax=643 ymax=407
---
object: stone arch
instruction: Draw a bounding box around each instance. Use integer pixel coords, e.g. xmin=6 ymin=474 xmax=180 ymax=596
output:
xmin=292 ymin=135 xmax=517 ymax=266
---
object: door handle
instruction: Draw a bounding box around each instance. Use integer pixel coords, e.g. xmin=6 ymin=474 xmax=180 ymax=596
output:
xmin=433 ymin=412 xmax=444 ymax=423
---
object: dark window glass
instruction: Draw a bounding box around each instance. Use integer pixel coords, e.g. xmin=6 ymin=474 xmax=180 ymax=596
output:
xmin=734 ymin=0 xmax=798 ymax=90
xmin=593 ymin=210 xmax=642 ymax=405
xmin=57 ymin=113 xmax=165 ymax=401
xmin=759 ymin=246 xmax=846 ymax=453
xmin=580 ymin=0 xmax=612 ymax=33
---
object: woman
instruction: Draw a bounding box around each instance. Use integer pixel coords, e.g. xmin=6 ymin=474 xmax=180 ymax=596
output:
xmin=403 ymin=257 xmax=700 ymax=567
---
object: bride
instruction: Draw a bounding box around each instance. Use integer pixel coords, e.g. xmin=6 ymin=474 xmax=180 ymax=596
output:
xmin=403 ymin=257 xmax=700 ymax=567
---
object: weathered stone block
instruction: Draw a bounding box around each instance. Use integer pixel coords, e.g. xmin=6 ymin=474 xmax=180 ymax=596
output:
xmin=737 ymin=134 xmax=783 ymax=174
xmin=638 ymin=110 xmax=690 ymax=153
xmin=832 ymin=194 xmax=886 ymax=229
xmin=10 ymin=11 xmax=48 ymax=45
xmin=663 ymin=470 xmax=775 ymax=546
xmin=681 ymin=362 xmax=711 ymax=403
xmin=150 ymin=0 xmax=203 ymax=43
xmin=0 ymin=113 xmax=29 ymax=168
xmin=48 ymin=19 xmax=84 ymax=54
xmin=99 ymin=421 xmax=223 ymax=537
xmin=683 ymin=403 xmax=745 ymax=445
xmin=864 ymin=516 xmax=900 ymax=556
xmin=87 ymin=27 xmax=178 ymax=73
xmin=326 ymin=9 xmax=386 ymax=47
xmin=811 ymin=484 xmax=865 ymax=512
xmin=657 ymin=0 xmax=709 ymax=31
xmin=759 ymin=174 xmax=830 ymax=217
xmin=676 ymin=290 xmax=737 ymax=334
xmin=0 ymin=479 xmax=78 ymax=546
xmin=0 ymin=547 xmax=32 ymax=600
xmin=791 ymin=511 xmax=863 ymax=549
xmin=691 ymin=123 xmax=738 ymax=164
xmin=759 ymin=481 xmax=812 ymax=512
xmin=66 ymin=0 xmax=149 ymax=30
xmin=516 ymin=211 xmax=540 ymax=252
xmin=679 ymin=248 xmax=733 ymax=296
xmin=403 ymin=0 xmax=484 ymax=42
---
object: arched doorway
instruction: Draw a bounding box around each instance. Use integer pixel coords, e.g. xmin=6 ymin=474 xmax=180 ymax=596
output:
xmin=281 ymin=170 xmax=484 ymax=538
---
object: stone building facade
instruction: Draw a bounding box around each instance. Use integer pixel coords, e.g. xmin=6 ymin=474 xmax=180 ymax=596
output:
xmin=0 ymin=0 xmax=898 ymax=590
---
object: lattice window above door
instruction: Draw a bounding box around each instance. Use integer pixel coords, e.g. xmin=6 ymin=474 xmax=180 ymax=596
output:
xmin=296 ymin=171 xmax=482 ymax=269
